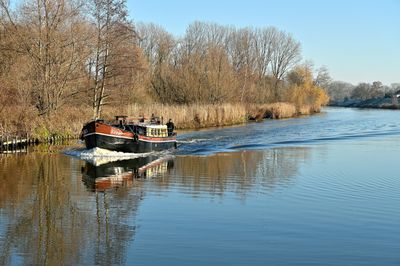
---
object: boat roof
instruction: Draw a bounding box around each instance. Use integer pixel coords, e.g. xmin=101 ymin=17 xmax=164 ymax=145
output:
xmin=138 ymin=123 xmax=167 ymax=129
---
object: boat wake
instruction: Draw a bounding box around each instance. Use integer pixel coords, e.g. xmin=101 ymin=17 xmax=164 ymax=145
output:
xmin=177 ymin=136 xmax=224 ymax=144
xmin=64 ymin=147 xmax=171 ymax=166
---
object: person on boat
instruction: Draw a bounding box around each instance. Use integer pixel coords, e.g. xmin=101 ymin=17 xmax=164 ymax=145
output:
xmin=150 ymin=113 xmax=156 ymax=123
xmin=139 ymin=114 xmax=145 ymax=122
xmin=166 ymin=119 xmax=174 ymax=136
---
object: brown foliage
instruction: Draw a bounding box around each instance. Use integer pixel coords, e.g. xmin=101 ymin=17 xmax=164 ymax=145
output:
xmin=284 ymin=66 xmax=330 ymax=113
xmin=0 ymin=3 xmax=329 ymax=137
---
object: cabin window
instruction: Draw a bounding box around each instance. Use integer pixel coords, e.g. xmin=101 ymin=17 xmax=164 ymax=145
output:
xmin=144 ymin=127 xmax=167 ymax=137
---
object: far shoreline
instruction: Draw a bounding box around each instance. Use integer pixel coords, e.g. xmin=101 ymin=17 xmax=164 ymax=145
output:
xmin=329 ymin=97 xmax=400 ymax=110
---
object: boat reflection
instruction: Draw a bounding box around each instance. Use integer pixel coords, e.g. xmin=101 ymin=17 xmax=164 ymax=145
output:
xmin=82 ymin=155 xmax=174 ymax=191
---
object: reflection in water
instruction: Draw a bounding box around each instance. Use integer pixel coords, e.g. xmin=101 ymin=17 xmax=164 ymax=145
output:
xmin=155 ymin=148 xmax=309 ymax=199
xmin=0 ymin=154 xmax=87 ymax=265
xmin=0 ymin=154 xmax=167 ymax=265
xmin=81 ymin=156 xmax=175 ymax=191
xmin=0 ymin=146 xmax=309 ymax=265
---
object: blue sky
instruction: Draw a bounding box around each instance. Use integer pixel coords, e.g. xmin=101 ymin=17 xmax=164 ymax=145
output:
xmin=127 ymin=0 xmax=400 ymax=85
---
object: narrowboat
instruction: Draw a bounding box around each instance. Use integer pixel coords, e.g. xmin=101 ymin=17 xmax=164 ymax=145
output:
xmin=80 ymin=115 xmax=177 ymax=153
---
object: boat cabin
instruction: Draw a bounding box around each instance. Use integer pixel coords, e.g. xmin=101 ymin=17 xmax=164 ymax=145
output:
xmin=111 ymin=115 xmax=173 ymax=137
xmin=135 ymin=123 xmax=169 ymax=137
xmin=115 ymin=115 xmax=128 ymax=126
xmin=143 ymin=124 xmax=169 ymax=137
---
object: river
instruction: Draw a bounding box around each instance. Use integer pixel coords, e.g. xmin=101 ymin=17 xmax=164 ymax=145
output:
xmin=1 ymin=107 xmax=400 ymax=265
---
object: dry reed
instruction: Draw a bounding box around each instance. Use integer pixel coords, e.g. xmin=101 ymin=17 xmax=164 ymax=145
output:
xmin=248 ymin=102 xmax=297 ymax=120
xmin=125 ymin=103 xmax=248 ymax=129
xmin=0 ymin=102 xmax=324 ymax=140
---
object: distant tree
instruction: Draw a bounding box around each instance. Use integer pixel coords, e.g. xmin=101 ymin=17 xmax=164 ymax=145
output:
xmin=326 ymin=81 xmax=354 ymax=101
xmin=350 ymin=82 xmax=384 ymax=100
xmin=351 ymin=83 xmax=371 ymax=100
xmin=387 ymin=83 xmax=400 ymax=97
xmin=391 ymin=83 xmax=400 ymax=93
xmin=314 ymin=66 xmax=332 ymax=89
xmin=370 ymin=81 xmax=384 ymax=98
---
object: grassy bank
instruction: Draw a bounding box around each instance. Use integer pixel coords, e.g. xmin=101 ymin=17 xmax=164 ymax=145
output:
xmin=0 ymin=102 xmax=324 ymax=141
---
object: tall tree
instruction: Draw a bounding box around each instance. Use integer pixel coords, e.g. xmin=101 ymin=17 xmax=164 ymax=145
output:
xmin=88 ymin=0 xmax=144 ymax=119
xmin=270 ymin=31 xmax=301 ymax=100
xmin=137 ymin=22 xmax=175 ymax=103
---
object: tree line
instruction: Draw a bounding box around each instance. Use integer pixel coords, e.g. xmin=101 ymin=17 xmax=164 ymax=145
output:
xmin=136 ymin=21 xmax=304 ymax=105
xmin=1 ymin=0 xmax=329 ymax=123
xmin=326 ymin=81 xmax=400 ymax=102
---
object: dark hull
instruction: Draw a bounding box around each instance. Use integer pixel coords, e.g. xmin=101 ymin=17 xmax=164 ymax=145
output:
xmin=84 ymin=133 xmax=176 ymax=153
xmin=81 ymin=120 xmax=177 ymax=153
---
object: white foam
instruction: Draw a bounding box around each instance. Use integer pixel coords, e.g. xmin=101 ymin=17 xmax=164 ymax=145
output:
xmin=178 ymin=138 xmax=210 ymax=144
xmin=178 ymin=136 xmax=224 ymax=144
xmin=64 ymin=147 xmax=157 ymax=166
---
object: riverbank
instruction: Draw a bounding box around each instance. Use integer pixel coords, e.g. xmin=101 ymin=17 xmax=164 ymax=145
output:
xmin=0 ymin=102 xmax=324 ymax=142
xmin=330 ymin=96 xmax=399 ymax=109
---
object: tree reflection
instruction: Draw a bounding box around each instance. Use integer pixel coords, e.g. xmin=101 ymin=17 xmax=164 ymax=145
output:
xmin=151 ymin=147 xmax=310 ymax=198
xmin=0 ymin=154 xmax=145 ymax=265
xmin=0 ymin=146 xmax=310 ymax=264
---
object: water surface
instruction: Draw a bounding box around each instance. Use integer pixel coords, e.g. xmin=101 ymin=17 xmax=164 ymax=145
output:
xmin=1 ymin=107 xmax=400 ymax=265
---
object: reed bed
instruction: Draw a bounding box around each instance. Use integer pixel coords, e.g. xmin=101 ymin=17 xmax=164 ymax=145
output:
xmin=0 ymin=102 xmax=323 ymax=140
xmin=0 ymin=105 xmax=92 ymax=140
xmin=297 ymin=104 xmax=323 ymax=115
xmin=248 ymin=102 xmax=297 ymax=120
xmin=125 ymin=103 xmax=248 ymax=129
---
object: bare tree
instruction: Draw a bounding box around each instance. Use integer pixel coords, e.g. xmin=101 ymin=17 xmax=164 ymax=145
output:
xmin=136 ymin=22 xmax=176 ymax=103
xmin=350 ymin=82 xmax=384 ymax=100
xmin=326 ymin=81 xmax=354 ymax=101
xmin=0 ymin=0 xmax=88 ymax=116
xmin=227 ymin=27 xmax=257 ymax=102
xmin=270 ymin=31 xmax=301 ymax=100
xmin=87 ymin=0 xmax=144 ymax=119
xmin=136 ymin=21 xmax=305 ymax=105
xmin=314 ymin=66 xmax=332 ymax=89
xmin=253 ymin=27 xmax=277 ymax=78
xmin=390 ymin=83 xmax=400 ymax=94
